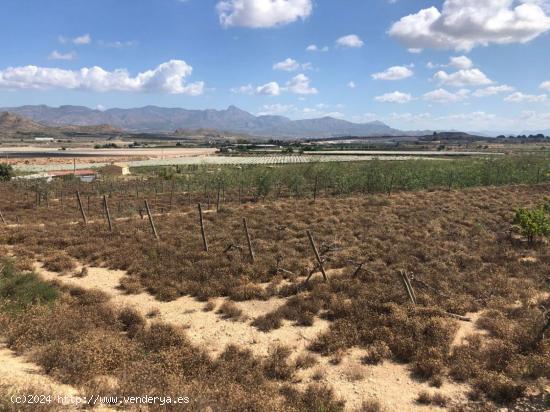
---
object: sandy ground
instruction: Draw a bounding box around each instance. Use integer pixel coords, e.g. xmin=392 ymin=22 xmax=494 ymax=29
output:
xmin=295 ymin=348 xmax=469 ymax=411
xmin=34 ymin=262 xmax=329 ymax=358
xmin=24 ymin=259 xmax=473 ymax=411
xmin=451 ymin=311 xmax=486 ymax=348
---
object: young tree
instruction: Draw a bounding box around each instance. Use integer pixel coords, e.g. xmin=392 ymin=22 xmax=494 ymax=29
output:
xmin=514 ymin=203 xmax=550 ymax=246
xmin=0 ymin=163 xmax=14 ymax=182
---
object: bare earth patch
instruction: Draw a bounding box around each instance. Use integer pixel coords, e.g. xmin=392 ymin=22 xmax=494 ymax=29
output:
xmin=295 ymin=348 xmax=469 ymax=411
xmin=33 ymin=261 xmax=329 ymax=358
xmin=29 ymin=258 xmax=477 ymax=410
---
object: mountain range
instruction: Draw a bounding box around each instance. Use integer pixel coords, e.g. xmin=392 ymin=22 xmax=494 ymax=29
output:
xmin=0 ymin=111 xmax=121 ymax=137
xmin=0 ymin=104 xmax=421 ymax=139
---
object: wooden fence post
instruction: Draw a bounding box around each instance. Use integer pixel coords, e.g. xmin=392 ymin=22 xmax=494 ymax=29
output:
xmin=144 ymin=200 xmax=159 ymax=240
xmin=76 ymin=191 xmax=88 ymax=224
xmin=306 ymin=230 xmax=327 ymax=282
xmin=313 ymin=175 xmax=319 ymax=202
xmin=216 ymin=183 xmax=221 ymax=213
xmin=198 ymin=203 xmax=208 ymax=252
xmin=399 ymin=270 xmax=417 ymax=305
xmin=103 ymin=195 xmax=113 ymax=232
xmin=243 ymin=217 xmax=255 ymax=263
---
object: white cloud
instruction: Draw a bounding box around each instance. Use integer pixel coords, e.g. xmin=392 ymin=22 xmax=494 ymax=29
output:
xmin=256 ymin=81 xmax=281 ymax=96
xmin=0 ymin=60 xmax=204 ymax=95
xmin=230 ymin=84 xmax=255 ymax=95
xmin=98 ymin=40 xmax=137 ymax=48
xmin=306 ymin=44 xmax=328 ymax=52
xmin=408 ymin=48 xmax=423 ymax=53
xmin=348 ymin=81 xmax=356 ymax=89
xmin=434 ymin=69 xmax=493 ymax=87
xmin=540 ymin=80 xmax=550 ymax=90
xmin=273 ymin=58 xmax=311 ymax=72
xmin=285 ymin=73 xmax=317 ymax=95
xmin=449 ymin=56 xmax=473 ymax=69
xmin=257 ymin=103 xmax=296 ymax=115
xmin=273 ymin=58 xmax=300 ymax=71
xmin=504 ymin=92 xmax=547 ymax=102
xmin=48 ymin=50 xmax=76 ymax=61
xmin=216 ymin=0 xmax=312 ymax=28
xmin=423 ymin=88 xmax=470 ymax=103
xmin=473 ymin=84 xmax=515 ymax=97
xmin=336 ymin=34 xmax=364 ymax=48
xmin=59 ymin=33 xmax=91 ymax=45
xmin=237 ymin=74 xmax=317 ymax=96
xmin=372 ymin=65 xmax=413 ymax=81
xmin=374 ymin=91 xmax=412 ymax=104
xmin=389 ymin=0 xmax=550 ymax=51
xmin=302 ymin=107 xmax=344 ymax=118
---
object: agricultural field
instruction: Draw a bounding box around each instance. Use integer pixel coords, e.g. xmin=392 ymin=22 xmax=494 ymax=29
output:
xmin=0 ymin=154 xmax=549 ymax=411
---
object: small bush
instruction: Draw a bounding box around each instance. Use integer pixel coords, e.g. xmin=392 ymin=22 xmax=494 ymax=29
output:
xmin=263 ymin=345 xmax=295 ymax=380
xmin=42 ymin=253 xmax=76 ymax=274
xmin=118 ymin=307 xmax=146 ymax=337
xmin=474 ymin=372 xmax=526 ymax=404
xmin=362 ymin=341 xmax=392 ymax=365
xmin=416 ymin=391 xmax=448 ymax=407
xmin=295 ymin=353 xmax=317 ymax=369
xmin=203 ymin=301 xmax=216 ymax=312
xmin=357 ymin=399 xmax=385 ymax=412
xmin=252 ymin=312 xmax=283 ymax=331
xmin=217 ymin=301 xmax=243 ymax=320
xmin=119 ymin=276 xmax=143 ymax=295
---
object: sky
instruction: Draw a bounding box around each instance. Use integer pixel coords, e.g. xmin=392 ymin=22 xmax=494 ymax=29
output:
xmin=0 ymin=0 xmax=550 ymax=133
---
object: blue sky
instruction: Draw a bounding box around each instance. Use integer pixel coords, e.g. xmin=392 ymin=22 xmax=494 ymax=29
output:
xmin=1 ymin=0 xmax=550 ymax=132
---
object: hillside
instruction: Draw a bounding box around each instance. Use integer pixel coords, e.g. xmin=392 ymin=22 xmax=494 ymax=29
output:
xmin=1 ymin=105 xmax=408 ymax=138
xmin=0 ymin=111 xmax=121 ymax=138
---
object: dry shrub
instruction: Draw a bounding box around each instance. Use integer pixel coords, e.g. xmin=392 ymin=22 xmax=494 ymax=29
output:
xmin=356 ymin=399 xmax=386 ymax=412
xmin=42 ymin=252 xmax=76 ymax=274
xmin=229 ymin=283 xmax=267 ymax=301
xmin=217 ymin=301 xmax=243 ymax=320
xmin=295 ymin=352 xmax=317 ymax=369
xmin=412 ymin=348 xmax=446 ymax=379
xmin=329 ymin=350 xmax=345 ymax=366
xmin=68 ymin=287 xmax=109 ymax=306
xmin=36 ymin=331 xmax=137 ymax=384
xmin=281 ymin=383 xmax=345 ymax=412
xmin=311 ymin=367 xmax=326 ymax=382
xmin=362 ymin=341 xmax=392 ymax=365
xmin=416 ymin=391 xmax=448 ymax=407
xmin=203 ymin=300 xmax=216 ymax=312
xmin=118 ymin=276 xmax=143 ymax=295
xmin=344 ymin=364 xmax=365 ymax=382
xmin=136 ymin=323 xmax=190 ymax=352
xmin=263 ymin=345 xmax=295 ymax=380
xmin=118 ymin=307 xmax=146 ymax=337
xmin=252 ymin=312 xmax=283 ymax=332
xmin=474 ymin=372 xmax=526 ymax=404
